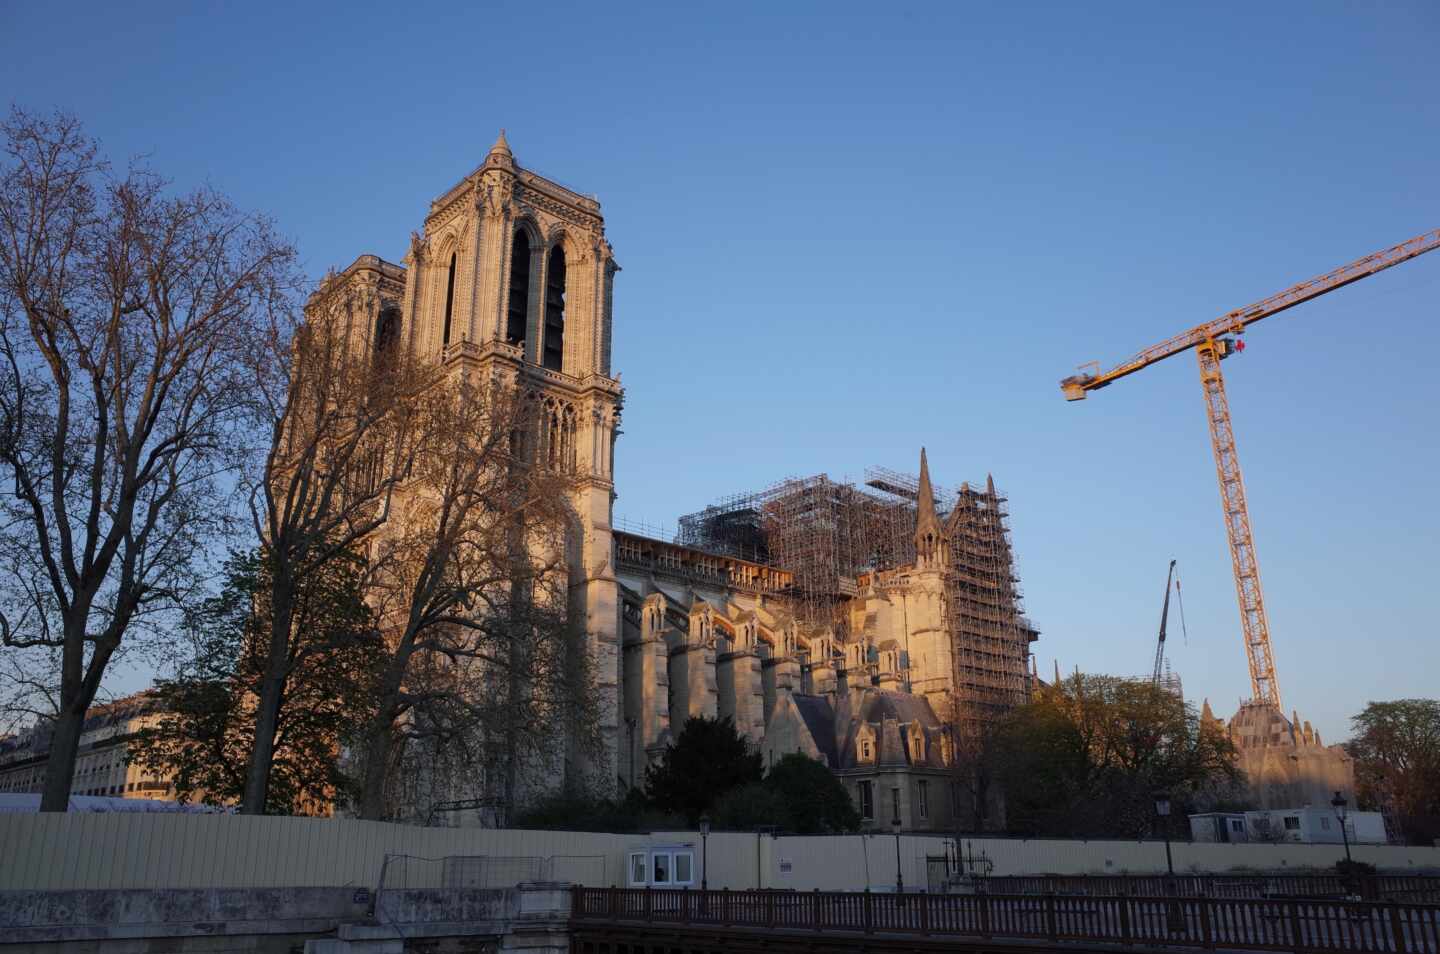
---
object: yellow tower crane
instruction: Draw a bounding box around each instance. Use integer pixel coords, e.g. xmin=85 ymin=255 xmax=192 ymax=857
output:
xmin=1061 ymin=229 xmax=1440 ymax=711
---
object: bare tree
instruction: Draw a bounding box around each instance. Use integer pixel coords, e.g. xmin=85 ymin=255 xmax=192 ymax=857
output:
xmin=238 ymin=274 xmax=423 ymax=814
xmin=0 ymin=109 xmax=297 ymax=811
xmin=354 ymin=376 xmax=588 ymax=820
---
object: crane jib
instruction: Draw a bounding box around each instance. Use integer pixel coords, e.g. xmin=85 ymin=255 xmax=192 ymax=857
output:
xmin=1061 ymin=227 xmax=1440 ymax=394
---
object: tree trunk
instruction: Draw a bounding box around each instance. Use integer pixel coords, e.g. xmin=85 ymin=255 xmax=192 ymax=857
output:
xmin=358 ymin=660 xmax=407 ymax=820
xmin=358 ymin=711 xmax=397 ymax=821
xmin=39 ymin=612 xmax=113 ymax=812
xmin=39 ymin=703 xmax=87 ymax=812
xmin=241 ymin=578 xmax=295 ymax=814
xmin=241 ymin=668 xmax=286 ymax=814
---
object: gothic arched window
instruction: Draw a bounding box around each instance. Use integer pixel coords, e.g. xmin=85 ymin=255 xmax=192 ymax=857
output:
xmin=441 ymin=252 xmax=457 ymax=347
xmin=543 ymin=245 xmax=566 ymax=371
xmin=507 ymin=231 xmax=530 ymax=346
xmin=374 ymin=304 xmax=400 ymax=369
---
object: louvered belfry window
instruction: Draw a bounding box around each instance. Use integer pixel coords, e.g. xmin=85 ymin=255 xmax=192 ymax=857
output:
xmin=542 ymin=245 xmax=565 ymax=371
xmin=507 ymin=231 xmax=530 ymax=346
xmin=441 ymin=252 xmax=457 ymax=346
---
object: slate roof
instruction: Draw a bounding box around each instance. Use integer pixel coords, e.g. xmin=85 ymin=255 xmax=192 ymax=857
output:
xmin=785 ymin=686 xmax=945 ymax=772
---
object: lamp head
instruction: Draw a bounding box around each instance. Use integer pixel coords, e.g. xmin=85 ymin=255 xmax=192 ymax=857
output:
xmin=699 ymin=813 xmax=711 ymax=836
xmin=1331 ymin=791 xmax=1347 ymax=816
xmin=1153 ymin=791 xmax=1172 ymax=817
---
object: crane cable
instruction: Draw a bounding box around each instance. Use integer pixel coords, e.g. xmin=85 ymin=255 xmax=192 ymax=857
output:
xmin=1174 ymin=567 xmax=1189 ymax=646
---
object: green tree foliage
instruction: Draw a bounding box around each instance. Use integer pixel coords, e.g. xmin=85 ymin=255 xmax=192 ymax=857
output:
xmin=994 ymin=673 xmax=1240 ymax=838
xmin=1348 ymin=699 xmax=1440 ymax=845
xmin=130 ymin=549 xmax=382 ymax=814
xmin=711 ymin=782 xmax=785 ymax=830
xmin=644 ymin=716 xmax=762 ymax=823
xmin=761 ymin=753 xmax=861 ymax=833
xmin=511 ymin=789 xmax=682 ymax=832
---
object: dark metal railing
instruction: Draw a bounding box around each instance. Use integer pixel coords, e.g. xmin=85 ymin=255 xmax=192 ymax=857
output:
xmin=977 ymin=874 xmax=1440 ymax=902
xmin=573 ymin=886 xmax=1440 ymax=953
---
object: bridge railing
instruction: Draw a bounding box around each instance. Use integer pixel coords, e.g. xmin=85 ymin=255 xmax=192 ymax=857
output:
xmin=573 ymin=886 xmax=1440 ymax=953
xmin=975 ymin=873 xmax=1440 ymax=902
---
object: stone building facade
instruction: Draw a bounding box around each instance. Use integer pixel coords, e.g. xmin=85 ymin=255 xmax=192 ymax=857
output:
xmin=0 ymin=693 xmax=176 ymax=802
xmin=319 ymin=136 xmax=1034 ymax=822
xmin=614 ymin=450 xmax=1036 ymax=831
xmin=315 ymin=132 xmax=623 ymax=796
xmin=1210 ymin=700 xmax=1356 ymax=811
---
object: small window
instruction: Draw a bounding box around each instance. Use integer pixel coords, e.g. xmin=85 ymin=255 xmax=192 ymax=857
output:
xmin=629 ymin=852 xmax=646 ymax=885
xmin=918 ymin=780 xmax=929 ymax=819
xmin=1230 ymin=819 xmax=1245 ymax=832
xmin=653 ymin=853 xmax=670 ymax=884
xmin=859 ymin=781 xmax=874 ymax=820
xmin=1283 ymin=816 xmax=1300 ymax=831
xmin=1321 ymin=817 xmax=1331 ymax=830
xmin=861 ymin=738 xmax=872 ymax=760
xmin=675 ymin=852 xmax=693 ymax=884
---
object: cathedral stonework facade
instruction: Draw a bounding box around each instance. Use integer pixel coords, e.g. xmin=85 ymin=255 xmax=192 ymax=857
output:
xmin=317 ymin=133 xmax=624 ymax=793
xmin=322 ymin=135 xmax=1037 ymax=826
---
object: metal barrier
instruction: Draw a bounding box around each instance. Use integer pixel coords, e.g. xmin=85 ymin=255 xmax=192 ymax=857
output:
xmin=978 ymin=874 xmax=1440 ymax=902
xmin=573 ymin=886 xmax=1440 ymax=953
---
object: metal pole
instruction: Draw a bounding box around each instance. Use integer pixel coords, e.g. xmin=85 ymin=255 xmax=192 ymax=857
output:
xmin=702 ymin=830 xmax=709 ymax=891
xmin=894 ymin=831 xmax=904 ymax=894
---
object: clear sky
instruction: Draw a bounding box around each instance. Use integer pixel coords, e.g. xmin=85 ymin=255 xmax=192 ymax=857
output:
xmin=3 ymin=2 xmax=1436 ymax=744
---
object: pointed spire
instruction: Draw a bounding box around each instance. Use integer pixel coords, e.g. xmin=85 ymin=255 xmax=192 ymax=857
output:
xmin=986 ymin=472 xmax=996 ymax=495
xmin=915 ymin=448 xmax=944 ymax=568
xmin=1201 ymin=698 xmax=1216 ymax=723
xmin=1053 ymin=659 xmax=1061 ymax=687
xmin=485 ymin=129 xmax=516 ymax=171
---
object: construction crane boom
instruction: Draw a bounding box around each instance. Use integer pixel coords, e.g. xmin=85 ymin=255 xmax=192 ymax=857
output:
xmin=1062 ymin=229 xmax=1440 ymax=400
xmin=1061 ymin=229 xmax=1440 ymax=712
xmin=1152 ymin=560 xmax=1176 ymax=687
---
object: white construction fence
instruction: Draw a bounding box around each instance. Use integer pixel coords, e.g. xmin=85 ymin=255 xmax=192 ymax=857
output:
xmin=1 ymin=813 xmax=1437 ymax=892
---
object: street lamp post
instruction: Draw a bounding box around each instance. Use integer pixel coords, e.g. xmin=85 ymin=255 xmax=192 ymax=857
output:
xmin=1154 ymin=791 xmax=1183 ymax=935
xmin=699 ymin=813 xmax=711 ymax=892
xmin=1331 ymin=791 xmax=1353 ymax=864
xmin=1153 ymin=791 xmax=1176 ymax=879
xmin=1331 ymin=791 xmax=1358 ymax=899
xmin=892 ymin=811 xmax=904 ymax=895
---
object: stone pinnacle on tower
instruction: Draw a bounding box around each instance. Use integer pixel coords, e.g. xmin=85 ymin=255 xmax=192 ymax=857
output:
xmin=486 ymin=129 xmax=516 ymax=170
xmin=915 ymin=447 xmax=944 ymax=568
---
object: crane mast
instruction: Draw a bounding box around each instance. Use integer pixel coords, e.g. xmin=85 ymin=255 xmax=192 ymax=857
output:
xmin=1062 ymin=229 xmax=1440 ymax=712
xmin=1152 ymin=559 xmax=1176 ymax=688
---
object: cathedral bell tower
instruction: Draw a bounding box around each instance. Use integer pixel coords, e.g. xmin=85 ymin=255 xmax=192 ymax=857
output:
xmin=400 ymin=131 xmax=625 ymax=793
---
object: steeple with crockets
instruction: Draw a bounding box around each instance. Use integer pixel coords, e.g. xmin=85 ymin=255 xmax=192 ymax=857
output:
xmin=914 ymin=447 xmax=946 ymax=571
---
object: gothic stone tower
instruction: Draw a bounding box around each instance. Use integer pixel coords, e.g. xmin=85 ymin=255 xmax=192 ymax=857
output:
xmin=396 ymin=131 xmax=624 ymax=792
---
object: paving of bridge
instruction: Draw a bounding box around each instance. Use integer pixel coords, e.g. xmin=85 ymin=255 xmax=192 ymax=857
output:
xmin=572 ymin=887 xmax=1440 ymax=954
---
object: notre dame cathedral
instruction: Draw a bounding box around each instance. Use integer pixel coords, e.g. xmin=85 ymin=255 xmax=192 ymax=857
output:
xmin=320 ymin=133 xmax=1037 ymax=830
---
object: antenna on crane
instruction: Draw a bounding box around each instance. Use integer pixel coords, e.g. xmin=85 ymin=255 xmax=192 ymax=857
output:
xmin=1153 ymin=560 xmax=1177 ymax=687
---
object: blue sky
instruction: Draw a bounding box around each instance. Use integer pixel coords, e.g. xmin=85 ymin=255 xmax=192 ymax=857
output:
xmin=4 ymin=2 xmax=1436 ymax=743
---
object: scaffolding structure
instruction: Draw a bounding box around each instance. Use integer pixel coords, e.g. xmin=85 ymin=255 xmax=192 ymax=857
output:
xmin=942 ymin=478 xmax=1036 ymax=730
xmin=676 ymin=465 xmax=1037 ymax=727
